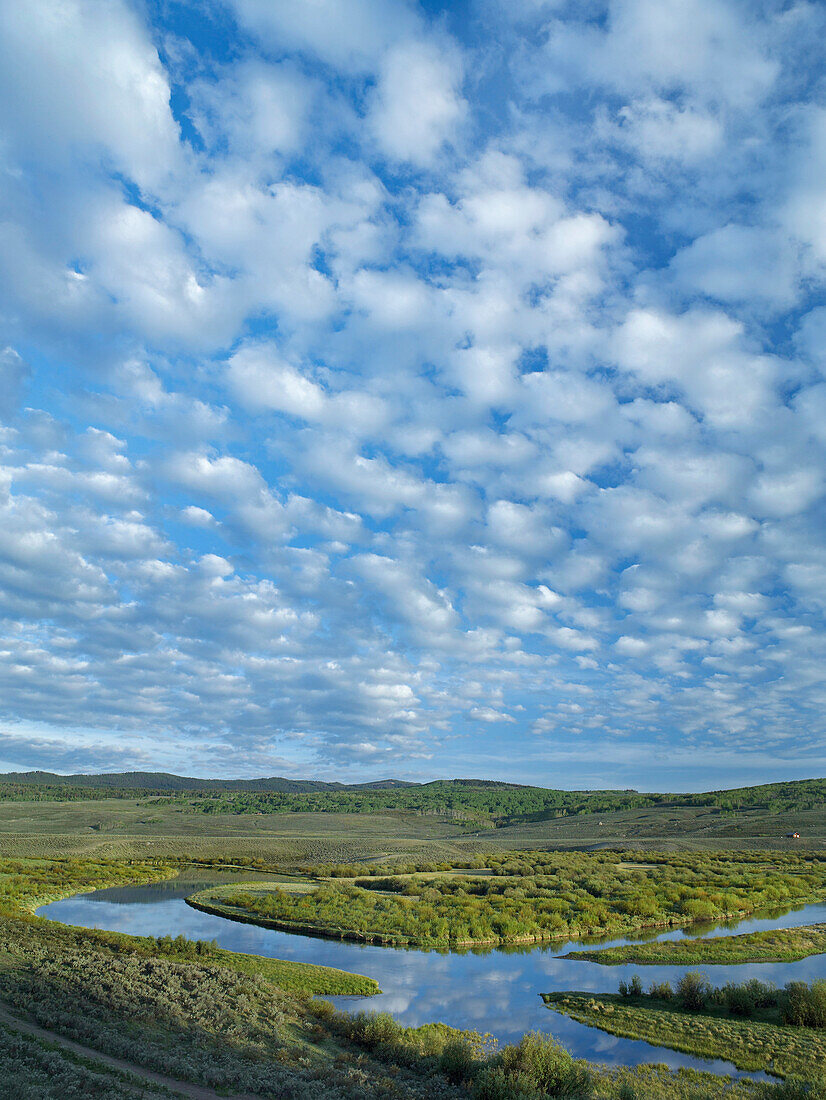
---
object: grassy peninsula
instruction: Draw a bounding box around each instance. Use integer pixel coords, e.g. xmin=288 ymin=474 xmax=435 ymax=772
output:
xmin=187 ymin=849 xmax=826 ymax=948
xmin=544 ymin=987 xmax=826 ymax=1081
xmin=566 ymin=922 xmax=826 ymax=966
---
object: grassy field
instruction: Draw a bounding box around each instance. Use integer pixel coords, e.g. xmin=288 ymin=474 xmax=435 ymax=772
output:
xmin=0 ymin=857 xmax=378 ymax=997
xmin=566 ymin=922 xmax=826 ymax=965
xmin=544 ymin=991 xmax=826 ymax=1080
xmin=0 ymin=787 xmax=823 ymax=867
xmin=0 ymin=858 xmax=793 ymax=1099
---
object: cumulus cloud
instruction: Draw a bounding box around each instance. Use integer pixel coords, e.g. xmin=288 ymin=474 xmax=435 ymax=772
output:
xmin=0 ymin=0 xmax=824 ymax=786
xmin=368 ymin=40 xmax=466 ymax=166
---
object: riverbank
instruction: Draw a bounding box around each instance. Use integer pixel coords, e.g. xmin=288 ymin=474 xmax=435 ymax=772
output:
xmin=0 ymin=858 xmax=380 ymax=996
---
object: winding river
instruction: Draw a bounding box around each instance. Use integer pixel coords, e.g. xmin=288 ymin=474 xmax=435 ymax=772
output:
xmin=39 ymin=870 xmax=826 ymax=1081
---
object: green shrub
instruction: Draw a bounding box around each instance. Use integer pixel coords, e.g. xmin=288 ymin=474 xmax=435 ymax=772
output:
xmin=723 ymin=983 xmax=756 ymax=1017
xmin=676 ymin=971 xmax=710 ymax=1011
xmin=439 ymin=1037 xmax=478 ymax=1084
xmin=762 ymin=1077 xmax=826 ymax=1100
xmin=349 ymin=1011 xmax=402 ymax=1051
xmin=472 ymin=1065 xmax=539 ymax=1100
xmin=782 ymin=981 xmax=826 ymax=1028
xmin=500 ymin=1032 xmax=593 ymax=1098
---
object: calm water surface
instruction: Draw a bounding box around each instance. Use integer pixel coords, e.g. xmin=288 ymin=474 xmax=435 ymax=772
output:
xmin=40 ymin=872 xmax=826 ymax=1081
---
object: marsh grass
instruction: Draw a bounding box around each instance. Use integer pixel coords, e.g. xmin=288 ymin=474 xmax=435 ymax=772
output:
xmin=566 ymin=923 xmax=826 ymax=966
xmin=544 ymin=992 xmax=826 ymax=1079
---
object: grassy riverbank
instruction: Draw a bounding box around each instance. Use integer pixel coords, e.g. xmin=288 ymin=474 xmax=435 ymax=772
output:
xmin=566 ymin=922 xmax=826 ymax=965
xmin=186 ymin=849 xmax=826 ymax=949
xmin=544 ymin=991 xmax=826 ymax=1080
xmin=0 ymin=857 xmax=379 ymax=996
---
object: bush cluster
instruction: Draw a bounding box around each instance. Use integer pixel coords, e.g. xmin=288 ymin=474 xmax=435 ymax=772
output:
xmin=211 ymin=848 xmax=826 ymax=948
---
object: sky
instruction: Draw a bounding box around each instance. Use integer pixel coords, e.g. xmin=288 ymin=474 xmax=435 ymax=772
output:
xmin=0 ymin=0 xmax=825 ymax=790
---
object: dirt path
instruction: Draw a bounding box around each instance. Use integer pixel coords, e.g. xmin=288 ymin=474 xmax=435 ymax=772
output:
xmin=0 ymin=1001 xmax=261 ymax=1099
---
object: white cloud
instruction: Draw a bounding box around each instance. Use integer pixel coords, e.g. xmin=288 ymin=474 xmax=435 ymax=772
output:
xmin=0 ymin=0 xmax=825 ymax=784
xmin=368 ymin=40 xmax=466 ymax=166
xmin=229 ymin=0 xmax=420 ymax=73
xmin=0 ymin=0 xmax=180 ymax=191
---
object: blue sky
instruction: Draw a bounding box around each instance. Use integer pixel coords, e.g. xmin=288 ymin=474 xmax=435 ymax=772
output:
xmin=0 ymin=0 xmax=825 ymax=789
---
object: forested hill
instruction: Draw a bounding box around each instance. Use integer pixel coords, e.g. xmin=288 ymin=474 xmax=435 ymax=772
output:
xmin=0 ymin=770 xmax=417 ymax=794
xmin=0 ymin=771 xmax=822 ymax=827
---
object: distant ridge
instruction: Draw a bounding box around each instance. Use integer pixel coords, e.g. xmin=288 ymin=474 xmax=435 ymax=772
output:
xmin=0 ymin=770 xmax=419 ymax=793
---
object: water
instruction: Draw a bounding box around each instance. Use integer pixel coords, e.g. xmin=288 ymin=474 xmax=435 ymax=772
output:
xmin=40 ymin=871 xmax=826 ymax=1080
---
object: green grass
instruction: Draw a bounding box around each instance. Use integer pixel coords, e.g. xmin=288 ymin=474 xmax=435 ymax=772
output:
xmin=0 ymin=834 xmax=821 ymax=1097
xmin=151 ymin=929 xmax=379 ymax=995
xmin=544 ymin=992 xmax=826 ymax=1079
xmin=0 ymin=857 xmax=379 ymax=996
xmin=0 ymin=1023 xmax=176 ymax=1098
xmin=0 ymin=788 xmax=823 ymax=868
xmin=566 ymin=922 xmax=826 ymax=965
xmin=185 ymin=849 xmax=826 ymax=948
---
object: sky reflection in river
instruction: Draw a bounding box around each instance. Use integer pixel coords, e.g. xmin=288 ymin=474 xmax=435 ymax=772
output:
xmin=41 ymin=875 xmax=826 ymax=1081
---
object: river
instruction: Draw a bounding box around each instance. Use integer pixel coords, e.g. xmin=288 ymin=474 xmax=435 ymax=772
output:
xmin=39 ymin=869 xmax=826 ymax=1081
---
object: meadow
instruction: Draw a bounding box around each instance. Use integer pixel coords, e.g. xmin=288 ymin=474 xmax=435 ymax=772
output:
xmin=0 ymin=855 xmax=801 ymax=1099
xmin=0 ymin=775 xmax=823 ymax=867
xmin=544 ymin=978 xmax=826 ymax=1080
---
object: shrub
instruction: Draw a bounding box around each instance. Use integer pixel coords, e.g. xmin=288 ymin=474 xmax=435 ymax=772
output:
xmin=500 ymin=1032 xmax=593 ymax=1098
xmin=628 ymin=974 xmax=643 ymax=997
xmin=472 ymin=1065 xmax=539 ymax=1100
xmin=439 ymin=1037 xmax=477 ymax=1084
xmin=723 ymin=983 xmax=756 ymax=1017
xmin=762 ymin=1077 xmax=826 ymax=1100
xmin=676 ymin=971 xmax=710 ymax=1011
xmin=349 ymin=1011 xmax=402 ymax=1051
xmin=782 ymin=981 xmax=826 ymax=1028
xmin=648 ymin=980 xmax=672 ymax=1000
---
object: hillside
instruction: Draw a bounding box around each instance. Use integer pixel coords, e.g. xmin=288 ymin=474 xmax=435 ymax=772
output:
xmin=0 ymin=770 xmax=418 ymax=793
xmin=0 ymin=772 xmax=822 ymax=832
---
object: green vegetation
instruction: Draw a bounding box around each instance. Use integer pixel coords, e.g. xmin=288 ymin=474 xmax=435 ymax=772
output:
xmin=0 ymin=841 xmax=820 ymax=1095
xmin=545 ymin=986 xmax=826 ymax=1081
xmin=0 ymin=771 xmax=823 ymax=869
xmin=0 ymin=769 xmax=417 ymax=796
xmin=189 ymin=849 xmax=826 ymax=947
xmin=1 ymin=773 xmax=824 ymax=836
xmin=0 ymin=856 xmax=179 ymax=911
xmin=567 ymin=922 xmax=826 ymax=966
xmin=0 ymin=859 xmax=787 ymax=1099
xmin=547 ymin=974 xmax=826 ymax=1089
xmin=0 ymin=782 xmax=823 ymax=1096
xmin=0 ymin=857 xmax=377 ymax=996
xmin=0 ymin=1024 xmax=175 ymax=1099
